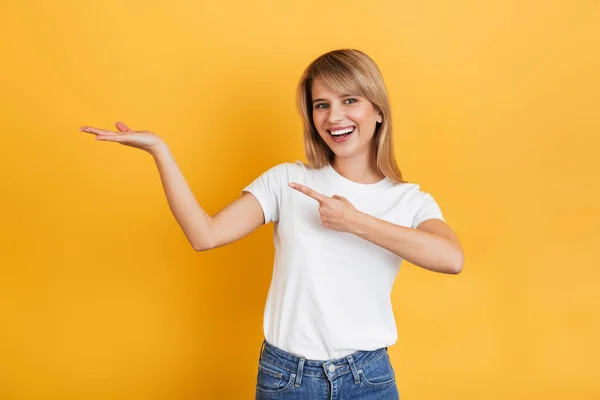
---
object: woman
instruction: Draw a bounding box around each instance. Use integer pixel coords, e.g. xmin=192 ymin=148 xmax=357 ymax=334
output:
xmin=80 ymin=49 xmax=464 ymax=400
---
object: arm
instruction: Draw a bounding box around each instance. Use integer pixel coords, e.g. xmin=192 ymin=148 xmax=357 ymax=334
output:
xmin=287 ymin=182 xmax=463 ymax=274
xmin=350 ymin=214 xmax=464 ymax=274
xmin=153 ymin=143 xmax=264 ymax=251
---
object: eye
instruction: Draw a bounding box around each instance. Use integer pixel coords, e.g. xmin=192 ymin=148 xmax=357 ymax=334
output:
xmin=314 ymin=103 xmax=328 ymax=109
xmin=344 ymin=98 xmax=357 ymax=104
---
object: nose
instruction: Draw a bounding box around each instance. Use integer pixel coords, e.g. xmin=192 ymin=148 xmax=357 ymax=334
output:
xmin=327 ymin=102 xmax=344 ymax=124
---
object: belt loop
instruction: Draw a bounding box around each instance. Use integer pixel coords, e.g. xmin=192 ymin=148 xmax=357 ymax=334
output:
xmin=294 ymin=357 xmax=305 ymax=387
xmin=258 ymin=339 xmax=266 ymax=363
xmin=346 ymin=355 xmax=361 ymax=384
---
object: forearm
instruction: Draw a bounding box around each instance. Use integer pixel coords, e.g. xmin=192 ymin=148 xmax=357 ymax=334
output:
xmin=350 ymin=212 xmax=462 ymax=274
xmin=152 ymin=143 xmax=214 ymax=251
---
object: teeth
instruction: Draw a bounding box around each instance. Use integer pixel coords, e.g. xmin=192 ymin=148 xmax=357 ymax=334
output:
xmin=330 ymin=127 xmax=355 ymax=135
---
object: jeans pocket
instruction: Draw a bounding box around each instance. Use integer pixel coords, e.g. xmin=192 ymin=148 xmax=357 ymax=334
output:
xmin=256 ymin=360 xmax=294 ymax=394
xmin=359 ymin=351 xmax=396 ymax=388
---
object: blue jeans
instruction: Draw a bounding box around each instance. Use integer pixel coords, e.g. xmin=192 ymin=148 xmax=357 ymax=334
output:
xmin=255 ymin=340 xmax=400 ymax=399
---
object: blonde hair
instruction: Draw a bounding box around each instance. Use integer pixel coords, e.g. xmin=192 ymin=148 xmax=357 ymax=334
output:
xmin=296 ymin=49 xmax=405 ymax=184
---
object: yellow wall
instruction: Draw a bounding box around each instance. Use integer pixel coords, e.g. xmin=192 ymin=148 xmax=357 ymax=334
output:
xmin=1 ymin=0 xmax=598 ymax=398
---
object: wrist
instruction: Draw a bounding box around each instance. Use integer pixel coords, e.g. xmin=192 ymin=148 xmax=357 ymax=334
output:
xmin=349 ymin=211 xmax=369 ymax=237
xmin=151 ymin=141 xmax=169 ymax=158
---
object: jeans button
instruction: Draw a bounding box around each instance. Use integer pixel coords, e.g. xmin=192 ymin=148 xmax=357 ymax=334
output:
xmin=328 ymin=364 xmax=336 ymax=373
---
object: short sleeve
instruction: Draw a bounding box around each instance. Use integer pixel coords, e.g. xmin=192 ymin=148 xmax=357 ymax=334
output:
xmin=241 ymin=163 xmax=289 ymax=224
xmin=411 ymin=192 xmax=445 ymax=229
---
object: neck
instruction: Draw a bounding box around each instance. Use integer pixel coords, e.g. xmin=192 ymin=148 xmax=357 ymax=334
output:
xmin=331 ymin=150 xmax=384 ymax=184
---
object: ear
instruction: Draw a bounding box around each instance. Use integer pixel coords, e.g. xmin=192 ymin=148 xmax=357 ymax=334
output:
xmin=376 ymin=110 xmax=383 ymax=124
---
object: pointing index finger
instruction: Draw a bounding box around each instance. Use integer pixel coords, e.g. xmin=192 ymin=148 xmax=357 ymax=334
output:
xmin=289 ymin=182 xmax=329 ymax=203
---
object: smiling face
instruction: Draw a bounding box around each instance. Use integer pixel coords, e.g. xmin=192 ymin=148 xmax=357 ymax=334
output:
xmin=311 ymin=77 xmax=383 ymax=160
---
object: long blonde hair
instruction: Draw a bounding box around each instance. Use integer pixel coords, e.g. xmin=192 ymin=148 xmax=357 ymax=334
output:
xmin=296 ymin=49 xmax=405 ymax=184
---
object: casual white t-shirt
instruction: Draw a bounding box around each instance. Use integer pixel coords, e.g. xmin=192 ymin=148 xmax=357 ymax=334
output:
xmin=242 ymin=160 xmax=445 ymax=360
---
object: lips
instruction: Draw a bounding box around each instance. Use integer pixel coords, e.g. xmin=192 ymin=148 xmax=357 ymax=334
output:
xmin=328 ymin=125 xmax=355 ymax=133
xmin=326 ymin=126 xmax=355 ymax=143
xmin=327 ymin=126 xmax=356 ymax=136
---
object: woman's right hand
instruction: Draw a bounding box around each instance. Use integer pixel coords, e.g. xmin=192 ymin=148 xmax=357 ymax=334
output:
xmin=80 ymin=121 xmax=165 ymax=155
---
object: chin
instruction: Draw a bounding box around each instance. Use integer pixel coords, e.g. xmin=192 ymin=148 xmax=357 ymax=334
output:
xmin=330 ymin=148 xmax=355 ymax=158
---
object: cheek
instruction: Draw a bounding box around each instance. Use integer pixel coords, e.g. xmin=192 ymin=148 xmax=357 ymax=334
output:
xmin=312 ymin=110 xmax=323 ymax=125
xmin=351 ymin=108 xmax=373 ymax=126
xmin=312 ymin=113 xmax=327 ymax=134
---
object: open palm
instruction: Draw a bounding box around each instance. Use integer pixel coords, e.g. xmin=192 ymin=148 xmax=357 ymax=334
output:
xmin=79 ymin=121 xmax=164 ymax=154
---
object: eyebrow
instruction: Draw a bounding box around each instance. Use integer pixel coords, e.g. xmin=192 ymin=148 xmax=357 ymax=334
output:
xmin=312 ymin=94 xmax=354 ymax=103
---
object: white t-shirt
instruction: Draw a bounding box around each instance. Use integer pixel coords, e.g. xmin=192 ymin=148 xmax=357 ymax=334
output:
xmin=242 ymin=161 xmax=445 ymax=360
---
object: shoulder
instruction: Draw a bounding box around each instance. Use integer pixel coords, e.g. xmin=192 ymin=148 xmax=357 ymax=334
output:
xmin=255 ymin=160 xmax=312 ymax=184
xmin=285 ymin=160 xmax=311 ymax=172
xmin=385 ymin=180 xmax=422 ymax=198
xmin=385 ymin=180 xmax=442 ymax=207
xmin=269 ymin=160 xmax=312 ymax=177
xmin=266 ymin=160 xmax=308 ymax=171
xmin=395 ymin=180 xmax=438 ymax=196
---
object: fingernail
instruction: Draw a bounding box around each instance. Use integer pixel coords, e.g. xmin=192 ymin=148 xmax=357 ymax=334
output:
xmin=289 ymin=183 xmax=295 ymax=188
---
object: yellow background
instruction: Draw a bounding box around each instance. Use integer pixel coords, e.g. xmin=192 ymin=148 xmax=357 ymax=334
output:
xmin=1 ymin=0 xmax=598 ymax=398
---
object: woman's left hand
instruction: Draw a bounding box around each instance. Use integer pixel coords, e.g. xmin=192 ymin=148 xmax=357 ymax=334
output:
xmin=288 ymin=182 xmax=358 ymax=233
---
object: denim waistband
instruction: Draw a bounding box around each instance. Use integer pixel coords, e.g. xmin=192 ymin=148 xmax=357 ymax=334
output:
xmin=258 ymin=339 xmax=388 ymax=382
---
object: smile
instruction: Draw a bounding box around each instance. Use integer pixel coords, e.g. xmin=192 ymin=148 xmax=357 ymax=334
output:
xmin=328 ymin=126 xmax=355 ymax=136
xmin=327 ymin=126 xmax=355 ymax=143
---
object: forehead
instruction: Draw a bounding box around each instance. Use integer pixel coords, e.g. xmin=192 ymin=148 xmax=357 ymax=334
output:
xmin=311 ymin=77 xmax=349 ymax=97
